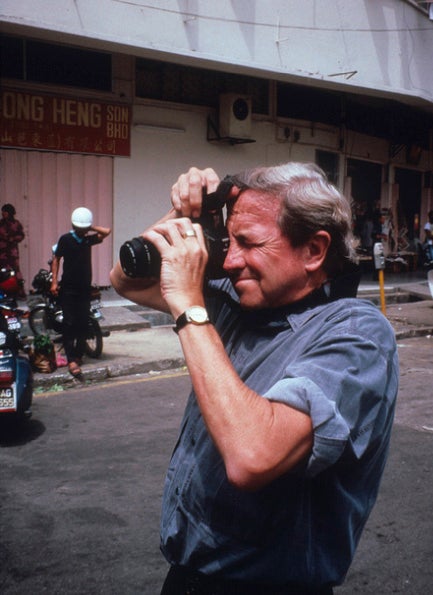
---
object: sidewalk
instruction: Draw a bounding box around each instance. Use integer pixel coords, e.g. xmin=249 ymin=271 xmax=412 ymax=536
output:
xmin=31 ymin=271 xmax=433 ymax=391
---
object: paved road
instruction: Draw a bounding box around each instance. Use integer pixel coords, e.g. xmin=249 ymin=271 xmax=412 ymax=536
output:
xmin=0 ymin=371 xmax=190 ymax=595
xmin=1 ymin=337 xmax=433 ymax=594
xmin=335 ymin=335 xmax=433 ymax=593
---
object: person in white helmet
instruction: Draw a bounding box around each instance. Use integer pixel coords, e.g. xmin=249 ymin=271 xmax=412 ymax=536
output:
xmin=51 ymin=207 xmax=111 ymax=377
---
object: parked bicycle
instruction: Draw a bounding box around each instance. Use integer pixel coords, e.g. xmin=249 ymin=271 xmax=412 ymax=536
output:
xmin=28 ymin=268 xmax=106 ymax=358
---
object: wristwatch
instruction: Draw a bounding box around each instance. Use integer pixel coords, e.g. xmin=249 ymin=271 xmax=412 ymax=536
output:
xmin=174 ymin=306 xmax=210 ymax=333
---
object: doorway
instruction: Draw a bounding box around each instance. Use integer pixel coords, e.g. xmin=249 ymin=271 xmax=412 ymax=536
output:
xmin=347 ymin=159 xmax=382 ymax=211
xmin=0 ymin=149 xmax=113 ymax=288
xmin=347 ymin=159 xmax=383 ymax=252
xmin=394 ymin=168 xmax=422 ymax=242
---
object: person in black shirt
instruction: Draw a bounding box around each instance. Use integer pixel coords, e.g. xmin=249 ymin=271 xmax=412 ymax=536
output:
xmin=51 ymin=207 xmax=111 ymax=377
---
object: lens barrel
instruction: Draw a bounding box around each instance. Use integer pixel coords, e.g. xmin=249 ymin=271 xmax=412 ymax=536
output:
xmin=119 ymin=237 xmax=161 ymax=278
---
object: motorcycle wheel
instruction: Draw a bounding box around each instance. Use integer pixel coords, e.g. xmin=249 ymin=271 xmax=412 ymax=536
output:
xmin=84 ymin=317 xmax=103 ymax=358
xmin=29 ymin=305 xmax=51 ymax=336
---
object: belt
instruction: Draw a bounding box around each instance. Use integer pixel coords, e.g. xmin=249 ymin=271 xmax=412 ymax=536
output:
xmin=161 ymin=565 xmax=334 ymax=595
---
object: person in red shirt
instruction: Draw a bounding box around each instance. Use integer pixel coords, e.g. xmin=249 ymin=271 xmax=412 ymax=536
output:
xmin=0 ymin=203 xmax=26 ymax=297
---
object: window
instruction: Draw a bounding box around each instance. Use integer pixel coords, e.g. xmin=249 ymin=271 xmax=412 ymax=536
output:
xmin=277 ymin=81 xmax=433 ymax=149
xmin=0 ymin=35 xmax=112 ymax=91
xmin=316 ymin=150 xmax=339 ymax=186
xmin=0 ymin=35 xmax=23 ymax=79
xmin=136 ymin=58 xmax=269 ymax=114
xmin=277 ymin=83 xmax=341 ymax=126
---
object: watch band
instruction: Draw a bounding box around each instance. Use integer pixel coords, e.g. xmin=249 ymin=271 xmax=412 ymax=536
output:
xmin=174 ymin=306 xmax=210 ymax=334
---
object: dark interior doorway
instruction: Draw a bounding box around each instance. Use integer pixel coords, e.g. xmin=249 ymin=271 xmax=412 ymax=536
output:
xmin=394 ymin=168 xmax=422 ymax=241
xmin=316 ymin=150 xmax=339 ymax=185
xmin=347 ymin=159 xmax=383 ymax=251
xmin=347 ymin=159 xmax=382 ymax=211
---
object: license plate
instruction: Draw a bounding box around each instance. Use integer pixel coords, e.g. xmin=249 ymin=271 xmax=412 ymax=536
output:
xmin=7 ymin=318 xmax=20 ymax=331
xmin=0 ymin=387 xmax=16 ymax=412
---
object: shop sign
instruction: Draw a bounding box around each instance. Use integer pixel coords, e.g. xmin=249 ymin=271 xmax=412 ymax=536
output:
xmin=0 ymin=89 xmax=131 ymax=156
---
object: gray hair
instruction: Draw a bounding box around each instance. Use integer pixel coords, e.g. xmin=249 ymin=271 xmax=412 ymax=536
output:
xmin=229 ymin=162 xmax=357 ymax=277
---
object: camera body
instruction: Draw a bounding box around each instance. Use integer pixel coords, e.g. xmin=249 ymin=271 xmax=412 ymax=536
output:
xmin=119 ymin=177 xmax=233 ymax=279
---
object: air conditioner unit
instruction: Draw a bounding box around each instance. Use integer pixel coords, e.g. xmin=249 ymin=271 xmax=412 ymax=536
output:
xmin=219 ymin=94 xmax=252 ymax=139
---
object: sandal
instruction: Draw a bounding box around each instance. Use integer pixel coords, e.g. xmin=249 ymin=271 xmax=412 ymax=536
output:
xmin=68 ymin=361 xmax=82 ymax=378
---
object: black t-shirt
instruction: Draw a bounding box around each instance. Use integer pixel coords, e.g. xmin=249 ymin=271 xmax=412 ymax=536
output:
xmin=55 ymin=231 xmax=101 ymax=295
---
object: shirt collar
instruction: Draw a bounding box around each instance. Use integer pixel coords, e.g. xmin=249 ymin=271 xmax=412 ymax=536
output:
xmin=209 ymin=264 xmax=361 ymax=333
xmin=238 ymin=286 xmax=330 ymax=332
xmin=70 ymin=230 xmax=84 ymax=243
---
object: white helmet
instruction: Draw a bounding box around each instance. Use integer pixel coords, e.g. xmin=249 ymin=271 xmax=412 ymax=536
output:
xmin=71 ymin=207 xmax=93 ymax=229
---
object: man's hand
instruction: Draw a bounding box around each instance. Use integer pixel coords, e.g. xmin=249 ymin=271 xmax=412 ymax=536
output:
xmin=90 ymin=225 xmax=111 ymax=241
xmin=144 ymin=218 xmax=208 ymax=319
xmin=50 ymin=256 xmax=60 ymax=297
xmin=171 ymin=167 xmax=220 ymax=219
xmin=50 ymin=281 xmax=59 ymax=297
xmin=111 ymin=166 xmax=219 ymax=313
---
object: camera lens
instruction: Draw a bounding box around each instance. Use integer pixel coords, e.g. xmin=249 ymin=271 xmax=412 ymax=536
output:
xmin=119 ymin=237 xmax=161 ymax=278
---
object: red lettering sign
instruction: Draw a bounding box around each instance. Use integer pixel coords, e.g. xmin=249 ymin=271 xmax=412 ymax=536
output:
xmin=0 ymin=90 xmax=131 ymax=156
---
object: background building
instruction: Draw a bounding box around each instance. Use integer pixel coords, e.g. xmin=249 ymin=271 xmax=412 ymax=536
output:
xmin=1 ymin=0 xmax=433 ymax=285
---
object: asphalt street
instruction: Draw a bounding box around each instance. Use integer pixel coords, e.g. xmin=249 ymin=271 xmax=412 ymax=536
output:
xmin=1 ymin=334 xmax=433 ymax=594
xmin=0 ymin=371 xmax=191 ymax=595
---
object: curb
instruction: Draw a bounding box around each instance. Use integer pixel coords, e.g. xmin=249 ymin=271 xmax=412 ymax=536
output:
xmin=30 ymin=291 xmax=433 ymax=392
xmin=33 ymin=357 xmax=187 ymax=392
xmin=32 ymin=325 xmax=433 ymax=392
xmin=394 ymin=327 xmax=433 ymax=340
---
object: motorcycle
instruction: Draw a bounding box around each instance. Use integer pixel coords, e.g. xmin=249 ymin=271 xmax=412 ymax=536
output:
xmin=0 ymin=272 xmax=33 ymax=422
xmin=28 ymin=268 xmax=106 ymax=358
xmin=0 ymin=267 xmax=20 ymax=297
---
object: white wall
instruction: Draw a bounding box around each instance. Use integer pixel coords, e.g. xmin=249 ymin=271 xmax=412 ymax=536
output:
xmin=2 ymin=0 xmax=432 ymax=263
xmin=113 ymin=102 xmax=333 ymax=257
xmin=111 ymin=100 xmax=418 ymax=261
xmin=2 ymin=0 xmax=433 ymax=108
xmin=113 ymin=104 xmax=270 ymax=257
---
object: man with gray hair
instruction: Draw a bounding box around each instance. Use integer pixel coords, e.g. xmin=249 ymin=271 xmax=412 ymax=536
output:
xmin=111 ymin=162 xmax=398 ymax=594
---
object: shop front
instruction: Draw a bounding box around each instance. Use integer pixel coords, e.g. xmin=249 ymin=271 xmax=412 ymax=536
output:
xmin=0 ymin=88 xmax=131 ymax=288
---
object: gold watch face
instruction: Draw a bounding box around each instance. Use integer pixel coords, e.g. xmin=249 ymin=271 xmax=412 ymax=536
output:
xmin=186 ymin=306 xmax=209 ymax=324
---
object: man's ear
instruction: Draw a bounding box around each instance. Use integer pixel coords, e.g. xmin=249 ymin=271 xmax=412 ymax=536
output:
xmin=304 ymin=231 xmax=331 ymax=272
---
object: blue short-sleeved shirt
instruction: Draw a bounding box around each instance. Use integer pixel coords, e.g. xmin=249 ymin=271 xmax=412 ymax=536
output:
xmin=160 ymin=278 xmax=398 ymax=588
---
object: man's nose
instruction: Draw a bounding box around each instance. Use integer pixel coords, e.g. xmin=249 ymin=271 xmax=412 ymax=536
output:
xmin=223 ymin=243 xmax=245 ymax=271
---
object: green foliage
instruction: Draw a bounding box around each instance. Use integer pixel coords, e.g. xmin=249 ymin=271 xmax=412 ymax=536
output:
xmin=33 ymin=334 xmax=54 ymax=355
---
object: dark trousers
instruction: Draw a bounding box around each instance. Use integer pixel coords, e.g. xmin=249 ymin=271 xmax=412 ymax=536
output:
xmin=160 ymin=566 xmax=334 ymax=595
xmin=61 ymin=293 xmax=90 ymax=363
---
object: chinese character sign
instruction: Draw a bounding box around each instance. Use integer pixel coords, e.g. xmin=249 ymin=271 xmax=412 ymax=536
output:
xmin=0 ymin=90 xmax=131 ymax=157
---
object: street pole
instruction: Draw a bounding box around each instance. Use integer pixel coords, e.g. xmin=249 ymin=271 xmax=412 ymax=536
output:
xmin=378 ymin=268 xmax=386 ymax=315
xmin=374 ymin=242 xmax=386 ymax=315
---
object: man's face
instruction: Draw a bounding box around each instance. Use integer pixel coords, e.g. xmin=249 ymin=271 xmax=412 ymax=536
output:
xmin=223 ymin=190 xmax=310 ymax=309
xmin=74 ymin=226 xmax=90 ymax=237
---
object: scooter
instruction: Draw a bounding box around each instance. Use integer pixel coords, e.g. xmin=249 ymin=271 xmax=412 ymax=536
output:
xmin=0 ymin=274 xmax=33 ymax=422
xmin=29 ymin=268 xmax=106 ymax=358
xmin=0 ymin=267 xmax=20 ymax=298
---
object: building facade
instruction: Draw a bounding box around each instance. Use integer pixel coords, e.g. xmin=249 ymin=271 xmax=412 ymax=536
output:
xmin=1 ymin=0 xmax=433 ymax=285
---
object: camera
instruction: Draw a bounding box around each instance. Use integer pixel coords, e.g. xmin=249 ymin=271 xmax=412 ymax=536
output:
xmin=119 ymin=177 xmax=234 ymax=279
